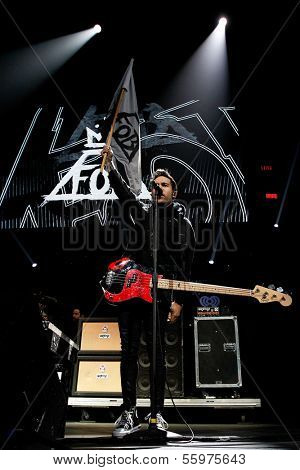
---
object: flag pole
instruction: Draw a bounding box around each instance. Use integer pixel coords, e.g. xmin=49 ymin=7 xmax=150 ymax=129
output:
xmin=100 ymin=88 xmax=126 ymax=173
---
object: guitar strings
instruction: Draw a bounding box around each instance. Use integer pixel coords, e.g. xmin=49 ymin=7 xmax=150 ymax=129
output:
xmin=106 ymin=274 xmax=251 ymax=291
xmin=104 ymin=273 xmax=257 ymax=296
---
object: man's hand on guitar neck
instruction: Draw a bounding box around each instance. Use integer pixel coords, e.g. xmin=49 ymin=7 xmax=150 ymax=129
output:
xmin=101 ymin=145 xmax=113 ymax=172
xmin=167 ymin=301 xmax=182 ymax=323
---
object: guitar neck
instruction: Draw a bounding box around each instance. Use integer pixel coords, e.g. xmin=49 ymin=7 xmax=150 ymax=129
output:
xmin=158 ymin=279 xmax=252 ymax=298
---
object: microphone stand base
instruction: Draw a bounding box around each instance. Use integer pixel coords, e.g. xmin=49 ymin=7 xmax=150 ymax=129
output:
xmin=117 ymin=426 xmax=167 ymax=444
xmin=146 ymin=423 xmax=167 ymax=442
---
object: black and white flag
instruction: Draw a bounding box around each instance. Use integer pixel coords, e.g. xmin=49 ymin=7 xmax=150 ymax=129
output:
xmin=106 ymin=58 xmax=141 ymax=194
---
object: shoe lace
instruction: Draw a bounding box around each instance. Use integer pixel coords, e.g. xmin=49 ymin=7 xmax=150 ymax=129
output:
xmin=156 ymin=412 xmax=168 ymax=429
xmin=115 ymin=410 xmax=134 ymax=427
xmin=144 ymin=412 xmax=168 ymax=429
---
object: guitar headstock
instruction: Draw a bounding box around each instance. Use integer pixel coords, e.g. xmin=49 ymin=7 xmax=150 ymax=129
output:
xmin=252 ymin=285 xmax=292 ymax=307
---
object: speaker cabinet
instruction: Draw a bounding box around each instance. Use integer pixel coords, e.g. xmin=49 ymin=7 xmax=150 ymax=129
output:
xmin=136 ymin=318 xmax=184 ymax=397
xmin=194 ymin=316 xmax=242 ymax=388
xmin=72 ymin=356 xmax=122 ymax=396
xmin=78 ymin=318 xmax=121 ymax=354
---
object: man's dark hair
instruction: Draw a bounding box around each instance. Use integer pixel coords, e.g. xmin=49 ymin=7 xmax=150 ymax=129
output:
xmin=150 ymin=168 xmax=178 ymax=193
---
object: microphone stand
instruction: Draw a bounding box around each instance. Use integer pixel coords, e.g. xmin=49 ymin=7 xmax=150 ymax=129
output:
xmin=147 ymin=186 xmax=167 ymax=441
xmin=118 ymin=185 xmax=167 ymax=443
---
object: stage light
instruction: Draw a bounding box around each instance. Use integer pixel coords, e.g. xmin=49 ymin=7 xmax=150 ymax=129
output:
xmin=274 ymin=223 xmax=279 ymax=228
xmin=162 ymin=12 xmax=229 ymax=128
xmin=218 ymin=17 xmax=227 ymax=27
xmin=93 ymin=24 xmax=102 ymax=34
xmin=32 ymin=262 xmax=38 ymax=268
xmin=0 ymin=26 xmax=103 ymax=110
xmin=209 ymin=260 xmax=214 ymax=265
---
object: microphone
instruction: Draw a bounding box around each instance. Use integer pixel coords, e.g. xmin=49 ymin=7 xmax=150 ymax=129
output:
xmin=152 ymin=182 xmax=163 ymax=197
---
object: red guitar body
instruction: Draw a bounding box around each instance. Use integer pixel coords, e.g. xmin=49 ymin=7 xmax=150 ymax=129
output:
xmin=102 ymin=257 xmax=162 ymax=304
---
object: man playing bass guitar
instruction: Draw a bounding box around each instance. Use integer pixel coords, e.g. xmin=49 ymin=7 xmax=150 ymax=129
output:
xmin=101 ymin=146 xmax=195 ymax=437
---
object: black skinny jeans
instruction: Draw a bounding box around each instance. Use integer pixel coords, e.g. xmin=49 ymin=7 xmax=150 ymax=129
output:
xmin=117 ymin=300 xmax=168 ymax=413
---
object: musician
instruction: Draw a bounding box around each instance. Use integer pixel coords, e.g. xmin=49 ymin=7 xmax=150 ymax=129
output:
xmin=102 ymin=146 xmax=195 ymax=437
xmin=65 ymin=307 xmax=82 ymax=342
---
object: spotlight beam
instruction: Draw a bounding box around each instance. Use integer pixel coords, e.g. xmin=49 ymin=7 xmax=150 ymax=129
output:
xmin=0 ymin=2 xmax=78 ymax=117
xmin=10 ymin=231 xmax=34 ymax=265
xmin=174 ymin=4 xmax=299 ymax=204
xmin=0 ymin=2 xmax=101 ymax=119
xmin=0 ymin=27 xmax=100 ymax=113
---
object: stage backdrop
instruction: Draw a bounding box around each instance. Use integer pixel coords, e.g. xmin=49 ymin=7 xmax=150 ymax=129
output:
xmin=0 ymin=101 xmax=247 ymax=229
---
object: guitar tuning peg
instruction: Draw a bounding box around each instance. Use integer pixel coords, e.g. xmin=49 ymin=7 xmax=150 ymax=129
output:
xmin=268 ymin=284 xmax=275 ymax=290
xmin=276 ymin=286 xmax=284 ymax=293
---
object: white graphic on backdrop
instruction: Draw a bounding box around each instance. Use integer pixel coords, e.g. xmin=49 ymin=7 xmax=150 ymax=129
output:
xmin=71 ymin=200 xmax=111 ymax=227
xmin=41 ymin=101 xmax=246 ymax=222
xmin=141 ymin=100 xmax=247 ymax=222
xmin=1 ymin=101 xmax=245 ymax=228
xmin=55 ymin=128 xmax=107 ymax=207
xmin=218 ymin=106 xmax=239 ymax=136
xmin=0 ymin=108 xmax=43 ymax=208
xmin=153 ymin=101 xmax=244 ymax=182
xmin=20 ymin=205 xmax=39 ymax=228
xmin=41 ymin=128 xmax=111 ymax=204
xmin=42 ymin=126 xmax=150 ymax=205
xmin=49 ymin=106 xmax=87 ymax=154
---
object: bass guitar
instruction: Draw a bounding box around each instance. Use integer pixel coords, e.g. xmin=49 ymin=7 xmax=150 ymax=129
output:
xmin=101 ymin=258 xmax=292 ymax=307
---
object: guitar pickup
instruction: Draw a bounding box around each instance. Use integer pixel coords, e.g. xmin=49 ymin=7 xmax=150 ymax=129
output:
xmin=105 ymin=271 xmax=114 ymax=286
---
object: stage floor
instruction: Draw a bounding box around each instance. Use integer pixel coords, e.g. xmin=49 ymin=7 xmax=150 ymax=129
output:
xmin=62 ymin=422 xmax=300 ymax=450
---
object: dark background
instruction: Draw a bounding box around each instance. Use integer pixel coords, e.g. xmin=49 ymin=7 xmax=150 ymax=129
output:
xmin=0 ymin=0 xmax=299 ymax=430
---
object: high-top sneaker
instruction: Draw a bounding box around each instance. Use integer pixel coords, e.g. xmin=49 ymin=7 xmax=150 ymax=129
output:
xmin=113 ymin=407 xmax=141 ymax=438
xmin=145 ymin=412 xmax=168 ymax=431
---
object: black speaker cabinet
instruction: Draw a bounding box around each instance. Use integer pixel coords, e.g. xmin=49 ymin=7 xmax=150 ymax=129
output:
xmin=78 ymin=318 xmax=121 ymax=354
xmin=137 ymin=318 xmax=184 ymax=397
xmin=194 ymin=316 xmax=242 ymax=388
xmin=72 ymin=356 xmax=122 ymax=396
